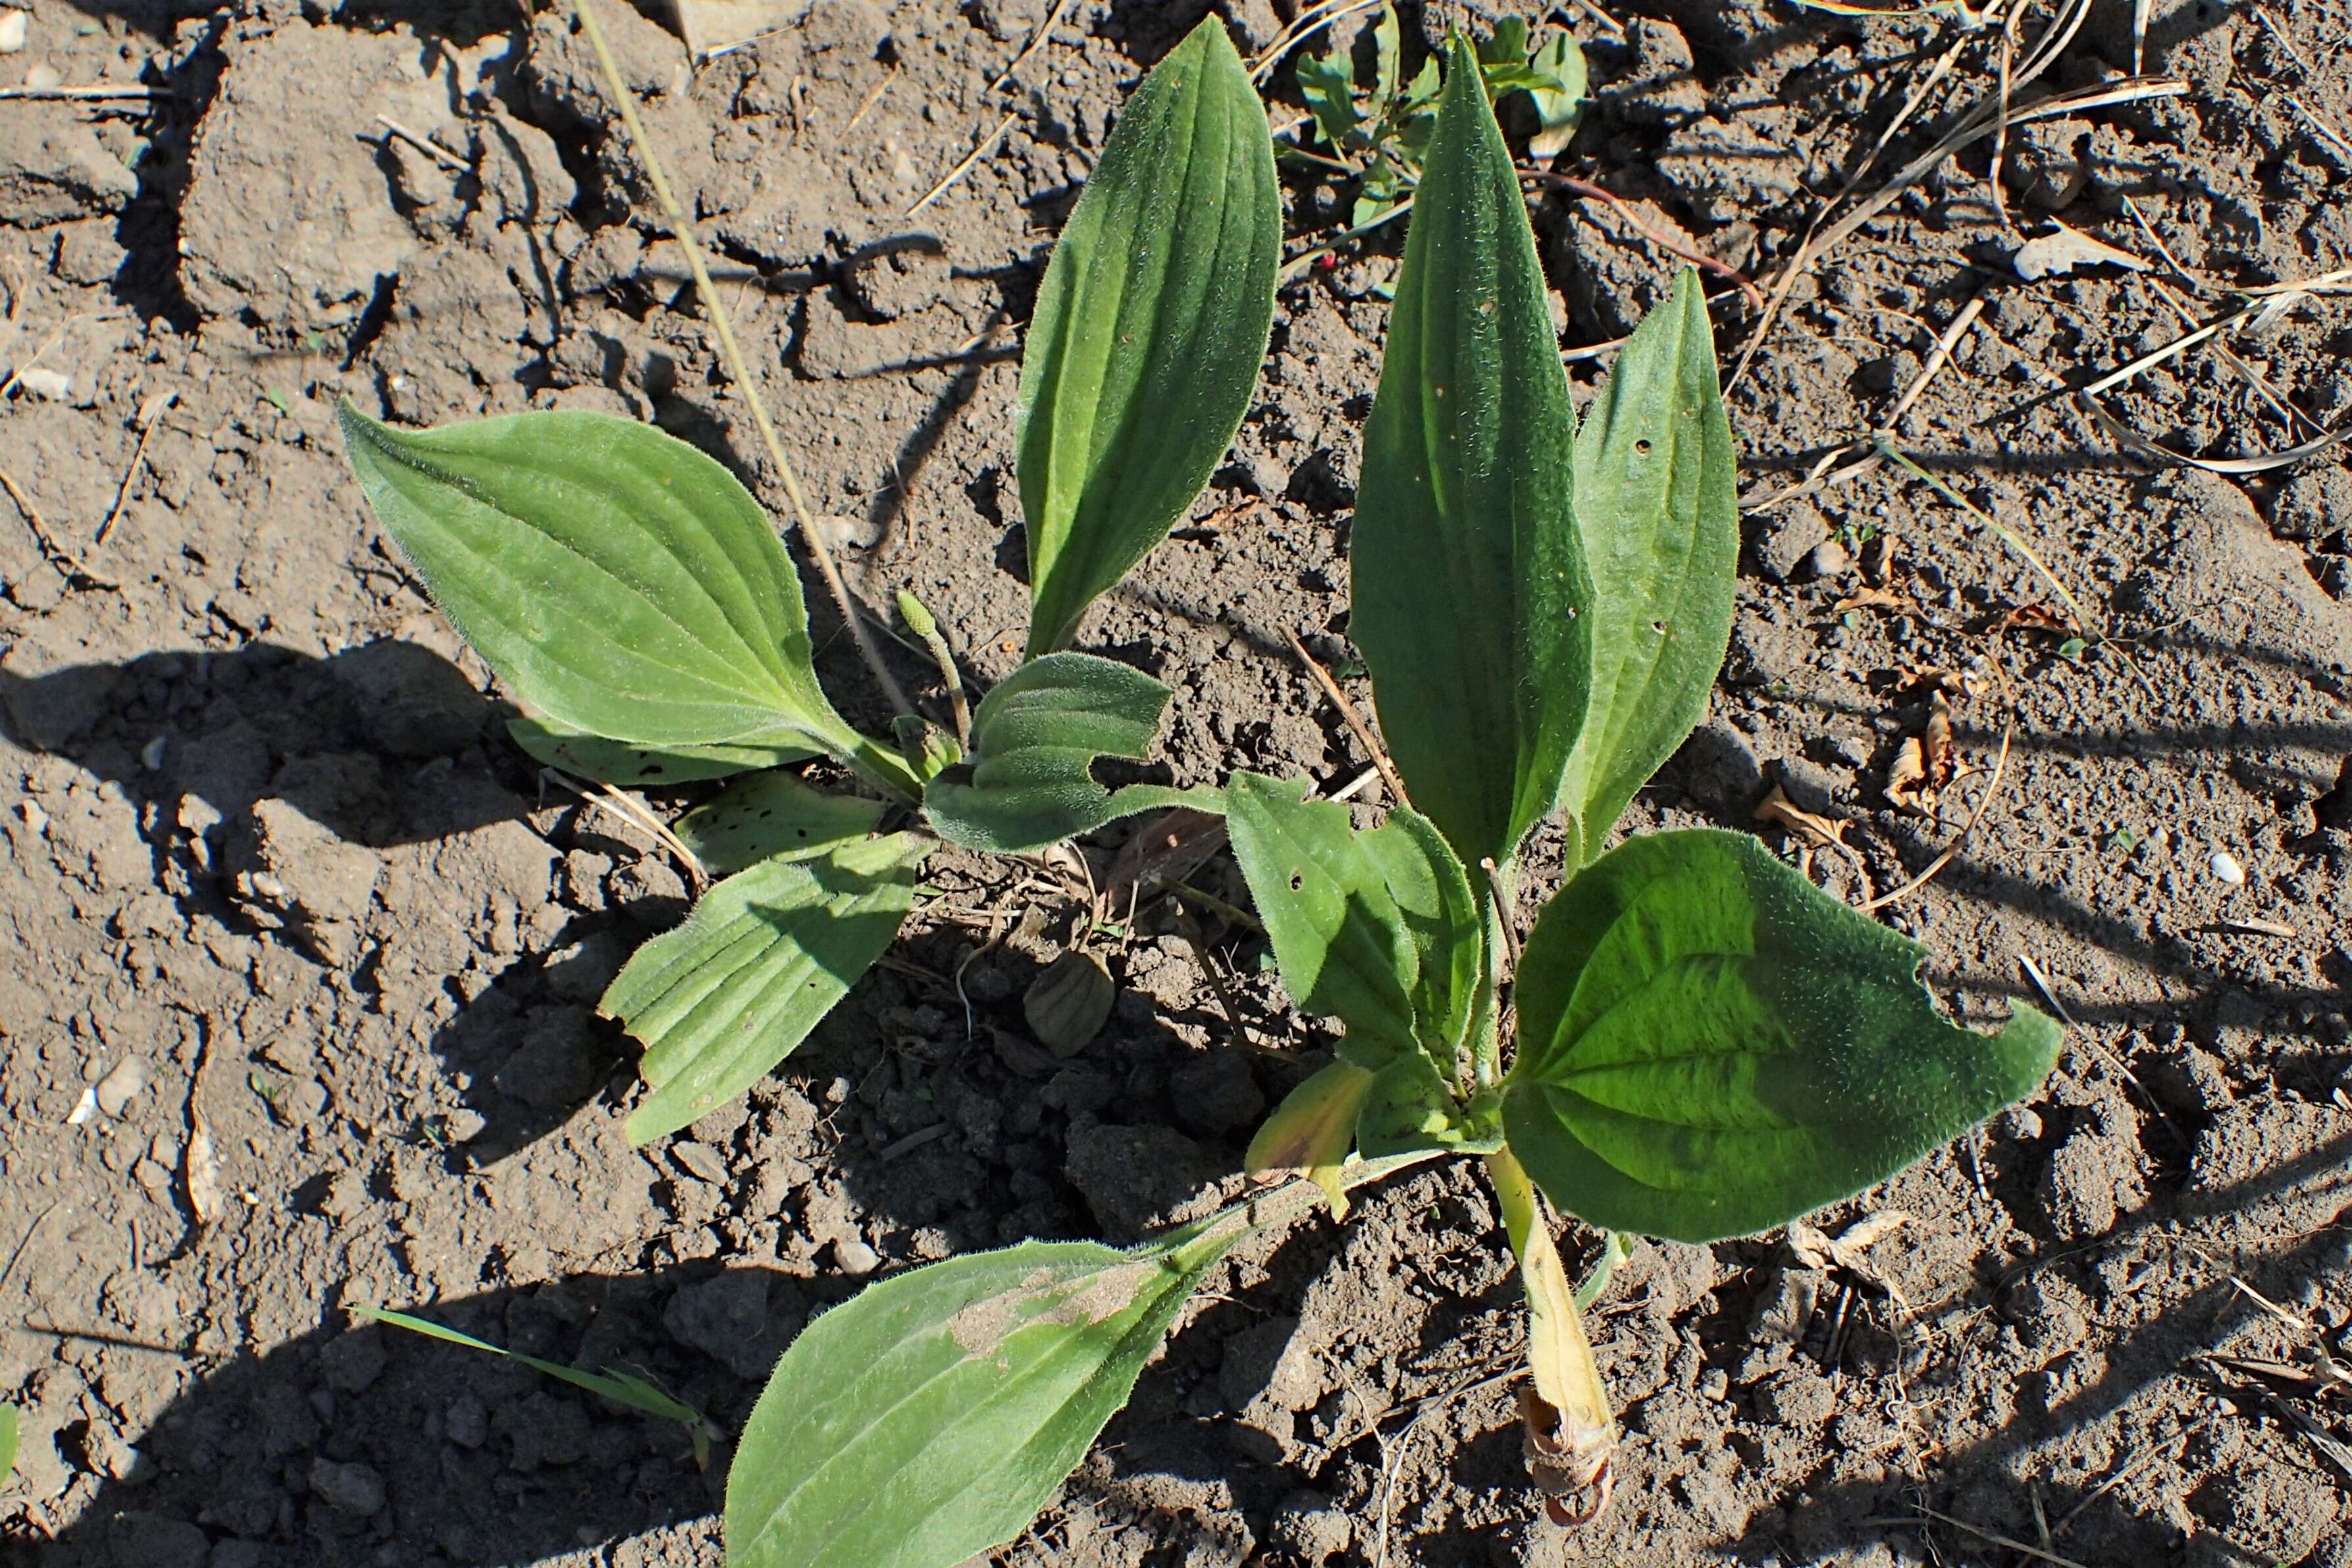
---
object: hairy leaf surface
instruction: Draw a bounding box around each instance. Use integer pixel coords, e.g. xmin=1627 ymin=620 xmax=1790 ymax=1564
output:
xmin=1557 ymin=271 xmax=1738 ymax=864
xmin=507 ymin=716 xmax=814 ymax=787
xmin=727 ymin=1224 xmax=1238 ymax=1568
xmin=1503 ymin=830 xmax=2060 ymax=1241
xmin=603 ymin=833 xmax=924 ymax=1144
xmin=922 ymin=654 xmax=1211 ymax=853
xmin=338 ymin=404 xmax=858 ymax=759
xmin=673 ymin=771 xmax=885 ymax=877
xmin=1349 ymin=37 xmax=1592 ymax=870
xmin=1020 ymin=16 xmax=1278 ymax=656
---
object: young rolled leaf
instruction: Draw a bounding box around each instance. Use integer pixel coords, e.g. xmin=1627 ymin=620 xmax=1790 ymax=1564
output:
xmin=338 ymin=405 xmax=862 ymax=761
xmin=602 ymin=833 xmax=925 ymax=1144
xmin=1225 ymin=772 xmax=1422 ymax=1067
xmin=1349 ymin=36 xmax=1593 ymax=872
xmin=1357 ymin=804 xmax=1484 ymax=1060
xmin=1502 ymin=829 xmax=2060 ymax=1243
xmin=726 ymin=1222 xmax=1240 ymax=1568
xmin=1357 ymin=1053 xmax=1501 ymax=1159
xmin=921 ymin=653 xmax=1213 ymax=854
xmin=1246 ymin=1058 xmax=1376 ymax=1216
xmin=1019 ymin=15 xmax=1279 ymax=656
xmin=672 ymin=770 xmax=885 ymax=878
xmin=1556 ymin=269 xmax=1738 ymax=866
xmin=508 ymin=715 xmax=816 ymax=787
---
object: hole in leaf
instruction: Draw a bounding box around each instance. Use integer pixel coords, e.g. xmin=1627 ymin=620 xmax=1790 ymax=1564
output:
xmin=1633 ymin=439 xmax=1652 ymax=455
xmin=1288 ymin=872 xmax=1304 ymax=892
xmin=1651 ymin=620 xmax=1667 ymax=634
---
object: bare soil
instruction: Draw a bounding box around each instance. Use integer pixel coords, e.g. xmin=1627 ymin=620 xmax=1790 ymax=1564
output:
xmin=3 ymin=1 xmax=2349 ymax=1565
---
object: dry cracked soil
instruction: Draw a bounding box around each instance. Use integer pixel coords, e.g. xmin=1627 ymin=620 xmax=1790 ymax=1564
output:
xmin=2 ymin=0 xmax=2351 ymax=1565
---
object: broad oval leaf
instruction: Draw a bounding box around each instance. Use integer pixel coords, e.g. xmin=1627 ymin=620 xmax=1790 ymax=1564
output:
xmin=673 ymin=770 xmax=885 ymax=877
xmin=602 ymin=832 xmax=924 ymax=1144
xmin=1502 ymin=829 xmax=2060 ymax=1242
xmin=1019 ymin=16 xmax=1279 ymax=657
xmin=1350 ymin=36 xmax=1593 ymax=872
xmin=508 ymin=715 xmax=816 ymax=787
xmin=338 ymin=404 xmax=860 ymax=760
xmin=921 ymin=653 xmax=1212 ymax=854
xmin=727 ymin=1223 xmax=1239 ymax=1568
xmin=1557 ymin=269 xmax=1738 ymax=867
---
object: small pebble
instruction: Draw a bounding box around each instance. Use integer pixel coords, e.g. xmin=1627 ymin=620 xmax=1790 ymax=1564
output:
xmin=671 ymin=1141 xmax=729 ymax=1185
xmin=140 ymin=735 xmax=167 ymax=770
xmin=95 ymin=1055 xmax=149 ymax=1118
xmin=831 ymin=1237 xmax=880 ymax=1276
xmin=2208 ymin=850 xmax=2246 ymax=887
xmin=0 ymin=11 xmax=27 ymax=53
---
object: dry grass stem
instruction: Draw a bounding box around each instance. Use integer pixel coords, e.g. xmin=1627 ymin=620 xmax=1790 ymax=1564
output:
xmin=572 ymin=0 xmax=912 ymax=717
xmin=904 ymin=110 xmax=1018 ymax=217
xmin=1288 ymin=630 xmax=1406 ymax=804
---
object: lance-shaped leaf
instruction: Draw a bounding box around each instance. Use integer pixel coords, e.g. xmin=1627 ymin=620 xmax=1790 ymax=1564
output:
xmin=727 ymin=1221 xmax=1240 ymax=1568
xmin=0 ymin=1401 xmax=16 ymax=1485
xmin=507 ymin=715 xmax=816 ymax=787
xmin=338 ymin=404 xmax=861 ymax=760
xmin=1350 ymin=36 xmax=1593 ymax=872
xmin=1556 ymin=270 xmax=1738 ymax=867
xmin=1020 ymin=16 xmax=1278 ymax=656
xmin=672 ymin=770 xmax=885 ymax=877
xmin=1502 ymin=830 xmax=2060 ymax=1243
xmin=922 ymin=654 xmax=1211 ymax=854
xmin=602 ymin=833 xmax=925 ymax=1144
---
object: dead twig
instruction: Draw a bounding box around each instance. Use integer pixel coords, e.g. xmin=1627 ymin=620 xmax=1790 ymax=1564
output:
xmin=1288 ymin=629 xmax=1405 ymax=805
xmin=904 ymin=110 xmax=1018 ymax=218
xmin=1521 ymin=170 xmax=1767 ymax=311
xmin=95 ymin=391 xmax=174 ymax=546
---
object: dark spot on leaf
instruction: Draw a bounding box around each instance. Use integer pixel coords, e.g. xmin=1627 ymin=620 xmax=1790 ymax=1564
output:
xmin=1633 ymin=439 xmax=1652 ymax=455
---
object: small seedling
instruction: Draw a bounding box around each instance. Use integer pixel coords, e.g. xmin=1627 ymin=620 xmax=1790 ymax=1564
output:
xmin=355 ymin=1306 xmax=720 ymax=1467
xmin=1295 ymin=2 xmax=1584 ymax=228
xmin=0 ymin=1400 xmax=18 ymax=1489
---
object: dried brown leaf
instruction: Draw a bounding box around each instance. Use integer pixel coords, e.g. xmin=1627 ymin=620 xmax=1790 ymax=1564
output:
xmin=1755 ymin=786 xmax=1852 ymax=851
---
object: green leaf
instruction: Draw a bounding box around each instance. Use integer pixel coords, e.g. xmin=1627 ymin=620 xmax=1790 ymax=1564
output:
xmin=1502 ymin=830 xmax=2061 ymax=1243
xmin=1224 ymin=772 xmax=1421 ymax=1068
xmin=354 ymin=1306 xmax=719 ymax=1465
xmin=1297 ymin=44 xmax=1363 ymax=150
xmin=1246 ymin=1059 xmax=1376 ymax=1216
xmin=1018 ymin=16 xmax=1279 ymax=656
xmin=672 ymin=771 xmax=886 ymax=878
xmin=1357 ymin=805 xmax=1483 ymax=1058
xmin=0 ymin=1401 xmax=16 ymax=1485
xmin=921 ymin=654 xmax=1213 ymax=854
xmin=337 ymin=404 xmax=862 ymax=761
xmin=727 ymin=1222 xmax=1240 ymax=1568
xmin=602 ymin=833 xmax=925 ymax=1144
xmin=1357 ymin=1055 xmax=1501 ymax=1159
xmin=1557 ymin=271 xmax=1738 ymax=867
xmin=1523 ymin=32 xmax=1586 ymax=159
xmin=508 ymin=715 xmax=816 ymax=787
xmin=1350 ymin=36 xmax=1593 ymax=872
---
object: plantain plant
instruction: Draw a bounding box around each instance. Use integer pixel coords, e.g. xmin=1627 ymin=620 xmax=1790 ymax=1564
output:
xmin=719 ymin=41 xmax=2058 ymax=1566
xmin=332 ymin=14 xmax=2056 ymax=1559
xmin=336 ymin=16 xmax=1278 ymax=1145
